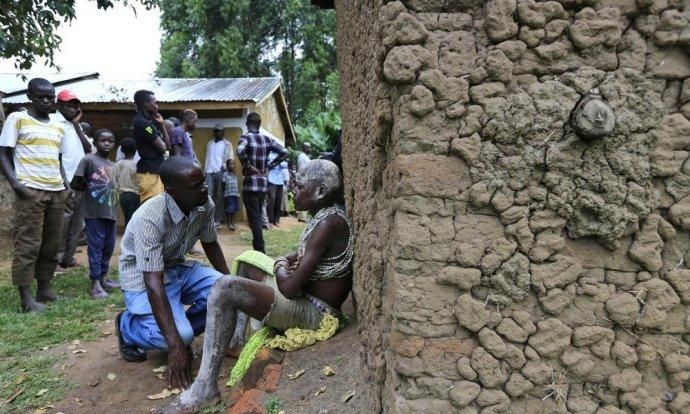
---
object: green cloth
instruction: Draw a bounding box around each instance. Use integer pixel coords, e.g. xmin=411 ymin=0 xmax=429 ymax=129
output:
xmin=230 ymin=250 xmax=275 ymax=276
xmin=226 ymin=326 xmax=273 ymax=387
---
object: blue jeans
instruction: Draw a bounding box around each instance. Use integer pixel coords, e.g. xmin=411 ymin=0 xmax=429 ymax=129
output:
xmin=84 ymin=218 xmax=116 ymax=280
xmin=119 ymin=262 xmax=222 ymax=351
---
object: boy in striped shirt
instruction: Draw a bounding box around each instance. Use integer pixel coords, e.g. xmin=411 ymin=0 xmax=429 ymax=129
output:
xmin=0 ymin=78 xmax=68 ymax=313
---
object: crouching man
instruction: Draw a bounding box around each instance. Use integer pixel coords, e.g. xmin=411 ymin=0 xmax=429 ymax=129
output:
xmin=154 ymin=159 xmax=354 ymax=414
xmin=115 ymin=156 xmax=230 ymax=390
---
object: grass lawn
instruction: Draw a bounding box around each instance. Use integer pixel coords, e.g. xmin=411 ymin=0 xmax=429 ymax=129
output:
xmin=240 ymin=225 xmax=304 ymax=258
xmin=0 ymin=267 xmax=123 ymax=413
xmin=0 ymin=224 xmax=303 ymax=414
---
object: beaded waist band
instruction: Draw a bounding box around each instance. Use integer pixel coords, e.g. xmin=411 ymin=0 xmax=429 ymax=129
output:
xmin=305 ymin=294 xmax=343 ymax=319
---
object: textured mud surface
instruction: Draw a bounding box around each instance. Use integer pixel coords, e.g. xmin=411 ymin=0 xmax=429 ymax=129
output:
xmin=338 ymin=0 xmax=690 ymax=412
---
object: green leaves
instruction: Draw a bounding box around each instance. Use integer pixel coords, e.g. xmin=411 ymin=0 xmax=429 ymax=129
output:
xmin=0 ymin=0 xmax=156 ymax=71
xmin=156 ymin=0 xmax=338 ymax=126
xmin=294 ymin=110 xmax=341 ymax=154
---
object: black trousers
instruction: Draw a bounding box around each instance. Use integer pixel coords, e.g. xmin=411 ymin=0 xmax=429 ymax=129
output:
xmin=267 ymin=183 xmax=284 ymax=225
xmin=119 ymin=191 xmax=140 ymax=228
xmin=243 ymin=191 xmax=265 ymax=252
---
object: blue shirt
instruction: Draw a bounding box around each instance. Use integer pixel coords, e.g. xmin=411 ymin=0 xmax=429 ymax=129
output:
xmin=267 ymin=153 xmax=287 ymax=186
xmin=223 ymin=171 xmax=239 ymax=197
xmin=170 ymin=126 xmax=195 ymax=160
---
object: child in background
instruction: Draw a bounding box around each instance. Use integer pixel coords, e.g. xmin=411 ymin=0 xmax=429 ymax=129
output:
xmin=113 ymin=138 xmax=140 ymax=226
xmin=71 ymin=129 xmax=120 ymax=299
xmin=222 ymin=159 xmax=239 ymax=230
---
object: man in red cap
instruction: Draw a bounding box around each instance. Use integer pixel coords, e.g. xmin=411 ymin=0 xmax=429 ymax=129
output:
xmin=53 ymin=90 xmax=93 ymax=269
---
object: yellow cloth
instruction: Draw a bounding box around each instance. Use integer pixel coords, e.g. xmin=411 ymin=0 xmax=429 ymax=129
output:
xmin=265 ymin=313 xmax=339 ymax=351
xmin=137 ymin=172 xmax=164 ymax=202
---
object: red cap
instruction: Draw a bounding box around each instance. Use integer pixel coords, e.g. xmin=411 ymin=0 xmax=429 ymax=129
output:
xmin=57 ymin=90 xmax=80 ymax=102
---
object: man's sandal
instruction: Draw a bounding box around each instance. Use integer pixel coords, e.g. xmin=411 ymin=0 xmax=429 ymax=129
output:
xmin=115 ymin=312 xmax=148 ymax=362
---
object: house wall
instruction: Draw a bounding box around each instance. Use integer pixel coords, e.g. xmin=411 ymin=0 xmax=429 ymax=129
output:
xmin=256 ymin=95 xmax=287 ymax=142
xmin=193 ymin=126 xmax=247 ymax=222
xmin=337 ymin=1 xmax=690 ymax=413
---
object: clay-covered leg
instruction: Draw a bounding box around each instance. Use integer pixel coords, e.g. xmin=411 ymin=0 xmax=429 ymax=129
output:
xmin=227 ymin=262 xmax=271 ymax=358
xmin=153 ymin=276 xmax=274 ymax=414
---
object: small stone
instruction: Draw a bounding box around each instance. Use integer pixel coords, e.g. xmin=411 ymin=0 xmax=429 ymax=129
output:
xmin=484 ymin=0 xmax=518 ymax=42
xmin=451 ymin=133 xmax=482 ymax=165
xmin=383 ymin=45 xmax=430 ymax=84
xmin=457 ymin=357 xmax=478 ymax=380
xmin=503 ymin=344 xmax=526 ymax=369
xmin=449 ymin=380 xmax=481 ymax=408
xmin=505 ymin=372 xmax=534 ymax=398
xmin=521 ymin=360 xmax=553 ymax=385
xmin=572 ymin=326 xmax=614 ymax=359
xmin=475 ymin=388 xmax=510 ymax=411
xmin=408 ymin=85 xmax=435 ymax=117
xmin=437 ymin=267 xmax=482 ymax=290
xmin=666 ymin=269 xmax=690 ymax=304
xmin=471 ymin=347 xmax=506 ymax=388
xmin=469 ymin=82 xmax=506 ymax=103
xmin=609 ymin=368 xmax=642 ymax=392
xmin=478 ymin=328 xmax=507 ymax=359
xmin=605 ymin=293 xmax=640 ymax=328
xmin=455 ymin=294 xmax=490 ymax=332
xmin=527 ymin=318 xmax=572 ymax=358
xmin=611 ymin=341 xmax=638 ymax=368
xmin=456 ymin=239 xmax=485 ymax=267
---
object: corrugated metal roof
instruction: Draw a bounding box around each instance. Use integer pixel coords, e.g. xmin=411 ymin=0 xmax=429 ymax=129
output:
xmin=2 ymin=77 xmax=282 ymax=104
xmin=0 ymin=72 xmax=99 ymax=95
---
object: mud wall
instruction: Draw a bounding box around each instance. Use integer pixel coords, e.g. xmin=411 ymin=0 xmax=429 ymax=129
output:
xmin=337 ymin=0 xmax=690 ymax=413
xmin=0 ymin=175 xmax=14 ymax=259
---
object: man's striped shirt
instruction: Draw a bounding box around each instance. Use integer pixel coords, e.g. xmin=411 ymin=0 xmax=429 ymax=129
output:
xmin=118 ymin=193 xmax=218 ymax=291
xmin=0 ymin=111 xmax=65 ymax=191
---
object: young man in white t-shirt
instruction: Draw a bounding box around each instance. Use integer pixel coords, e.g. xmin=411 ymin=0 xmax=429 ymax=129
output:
xmin=0 ymin=78 xmax=69 ymax=313
xmin=205 ymin=124 xmax=233 ymax=224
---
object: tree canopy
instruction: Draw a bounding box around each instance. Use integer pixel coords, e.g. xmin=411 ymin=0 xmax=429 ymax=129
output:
xmin=0 ymin=0 xmax=157 ymax=70
xmin=156 ymin=0 xmax=339 ymax=126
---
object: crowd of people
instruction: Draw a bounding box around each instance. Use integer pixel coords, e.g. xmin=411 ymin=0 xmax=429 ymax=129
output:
xmin=0 ymin=77 xmax=351 ymax=413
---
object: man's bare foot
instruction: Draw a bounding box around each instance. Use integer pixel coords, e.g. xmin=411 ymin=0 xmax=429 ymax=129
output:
xmin=90 ymin=281 xmax=108 ymax=300
xmin=36 ymin=281 xmax=58 ymax=303
xmin=21 ymin=297 xmax=45 ymax=313
xmin=225 ymin=344 xmax=244 ymax=359
xmin=225 ymin=335 xmax=245 ymax=358
xmin=100 ymin=277 xmax=120 ymax=291
xmin=152 ymin=386 xmax=220 ymax=414
xmin=19 ymin=286 xmax=45 ymax=312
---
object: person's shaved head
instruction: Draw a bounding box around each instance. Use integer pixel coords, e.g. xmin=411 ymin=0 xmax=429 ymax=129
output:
xmin=297 ymin=159 xmax=341 ymax=200
xmin=27 ymin=78 xmax=53 ymax=93
xmin=26 ymin=78 xmax=55 ymax=118
xmin=160 ymin=156 xmax=200 ymax=188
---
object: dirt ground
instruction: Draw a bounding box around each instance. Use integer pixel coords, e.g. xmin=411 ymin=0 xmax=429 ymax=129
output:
xmin=272 ymin=298 xmax=370 ymax=414
xmin=27 ymin=217 xmax=365 ymax=414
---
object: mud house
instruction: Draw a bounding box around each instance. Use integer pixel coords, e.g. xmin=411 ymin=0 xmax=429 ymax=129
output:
xmin=315 ymin=1 xmax=690 ymax=413
xmin=0 ymin=75 xmax=295 ymax=239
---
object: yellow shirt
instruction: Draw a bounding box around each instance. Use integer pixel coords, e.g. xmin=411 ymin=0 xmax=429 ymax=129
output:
xmin=0 ymin=111 xmax=65 ymax=191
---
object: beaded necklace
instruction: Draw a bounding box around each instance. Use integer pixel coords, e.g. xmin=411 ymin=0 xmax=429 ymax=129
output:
xmin=297 ymin=205 xmax=354 ymax=281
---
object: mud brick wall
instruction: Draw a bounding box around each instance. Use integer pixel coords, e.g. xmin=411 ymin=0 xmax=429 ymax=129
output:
xmin=336 ymin=0 xmax=690 ymax=412
xmin=0 ymin=175 xmax=15 ymax=258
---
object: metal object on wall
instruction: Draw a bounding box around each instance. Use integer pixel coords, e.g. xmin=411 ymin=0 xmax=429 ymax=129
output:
xmin=570 ymin=89 xmax=616 ymax=140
